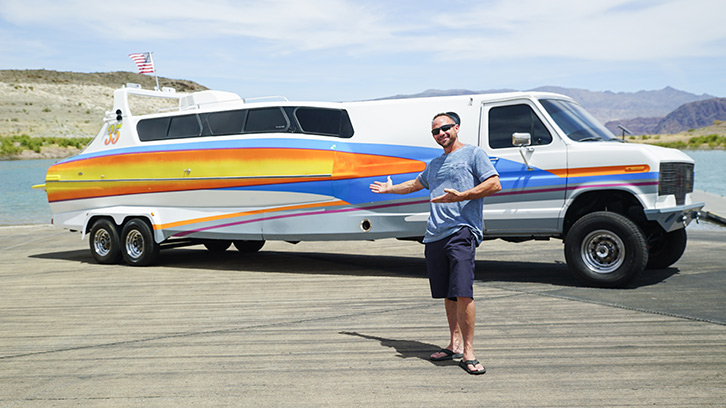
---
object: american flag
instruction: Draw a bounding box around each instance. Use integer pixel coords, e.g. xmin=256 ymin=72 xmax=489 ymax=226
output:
xmin=129 ymin=52 xmax=155 ymax=74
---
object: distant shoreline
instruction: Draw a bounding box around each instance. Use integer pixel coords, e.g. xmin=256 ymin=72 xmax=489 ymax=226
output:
xmin=0 ymin=146 xmax=83 ymax=161
xmin=0 ymin=144 xmax=723 ymax=161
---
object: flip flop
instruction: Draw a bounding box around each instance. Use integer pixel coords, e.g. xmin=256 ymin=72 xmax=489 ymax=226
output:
xmin=430 ymin=348 xmax=463 ymax=361
xmin=459 ymin=359 xmax=486 ymax=375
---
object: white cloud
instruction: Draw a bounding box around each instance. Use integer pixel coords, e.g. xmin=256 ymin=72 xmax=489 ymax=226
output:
xmin=0 ymin=0 xmax=393 ymax=49
xmin=421 ymin=0 xmax=726 ymax=60
xmin=1 ymin=0 xmax=724 ymax=61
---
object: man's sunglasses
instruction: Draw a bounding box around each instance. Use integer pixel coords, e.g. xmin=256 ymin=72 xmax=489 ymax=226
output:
xmin=431 ymin=123 xmax=456 ymax=136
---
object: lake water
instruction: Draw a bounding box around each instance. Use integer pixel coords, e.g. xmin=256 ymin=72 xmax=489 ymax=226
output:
xmin=1 ymin=151 xmax=725 ymax=226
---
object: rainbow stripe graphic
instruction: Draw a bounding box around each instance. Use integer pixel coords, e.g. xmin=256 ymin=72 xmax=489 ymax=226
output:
xmin=44 ymin=137 xmax=659 ymax=238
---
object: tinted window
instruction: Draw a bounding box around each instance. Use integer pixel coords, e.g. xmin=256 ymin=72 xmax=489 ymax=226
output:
xmin=488 ymin=104 xmax=552 ymax=149
xmin=245 ymin=108 xmax=288 ymax=133
xmin=295 ymin=107 xmax=354 ymax=138
xmin=206 ymin=109 xmax=246 ymax=136
xmin=168 ymin=114 xmax=202 ymax=139
xmin=137 ymin=117 xmax=170 ymax=141
xmin=138 ymin=106 xmax=355 ymax=142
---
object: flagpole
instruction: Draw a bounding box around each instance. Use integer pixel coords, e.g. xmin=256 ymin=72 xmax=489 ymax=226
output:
xmin=148 ymin=51 xmax=160 ymax=91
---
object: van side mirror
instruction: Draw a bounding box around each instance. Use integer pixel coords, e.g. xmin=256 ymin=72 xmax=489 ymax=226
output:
xmin=512 ymin=132 xmax=534 ymax=171
xmin=512 ymin=132 xmax=531 ymax=147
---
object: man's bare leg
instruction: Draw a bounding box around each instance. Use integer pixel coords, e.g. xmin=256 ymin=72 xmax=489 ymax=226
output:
xmin=430 ymin=298 xmax=463 ymax=359
xmin=457 ymin=297 xmax=485 ymax=373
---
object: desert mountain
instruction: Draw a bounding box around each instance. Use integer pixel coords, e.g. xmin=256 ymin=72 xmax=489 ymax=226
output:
xmin=382 ymin=86 xmax=716 ymax=124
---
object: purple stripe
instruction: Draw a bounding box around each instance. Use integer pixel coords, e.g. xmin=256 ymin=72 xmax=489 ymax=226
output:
xmin=494 ymin=181 xmax=658 ymax=197
xmin=173 ymin=199 xmax=430 ymax=237
xmin=171 ymin=181 xmax=659 ymax=237
xmin=569 ymin=181 xmax=658 ymax=190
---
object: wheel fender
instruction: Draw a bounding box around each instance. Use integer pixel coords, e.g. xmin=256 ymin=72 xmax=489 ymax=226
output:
xmin=81 ymin=207 xmax=162 ymax=243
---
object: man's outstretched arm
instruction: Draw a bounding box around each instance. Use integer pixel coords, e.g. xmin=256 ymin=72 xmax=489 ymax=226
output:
xmin=369 ymin=176 xmax=425 ymax=195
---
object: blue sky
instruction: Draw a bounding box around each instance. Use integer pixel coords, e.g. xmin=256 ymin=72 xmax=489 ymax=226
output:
xmin=1 ymin=0 xmax=725 ymax=101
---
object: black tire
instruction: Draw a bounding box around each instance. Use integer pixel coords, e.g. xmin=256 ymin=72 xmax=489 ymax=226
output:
xmin=120 ymin=218 xmax=159 ymax=266
xmin=564 ymin=211 xmax=648 ymax=288
xmin=89 ymin=218 xmax=121 ymax=264
xmin=646 ymin=228 xmax=687 ymax=269
xmin=203 ymin=240 xmax=232 ymax=252
xmin=233 ymin=240 xmax=265 ymax=253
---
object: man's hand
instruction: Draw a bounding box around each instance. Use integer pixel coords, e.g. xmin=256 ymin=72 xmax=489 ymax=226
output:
xmin=369 ymin=176 xmax=393 ymax=194
xmin=432 ymin=176 xmax=501 ymax=203
xmin=431 ymin=188 xmax=465 ymax=203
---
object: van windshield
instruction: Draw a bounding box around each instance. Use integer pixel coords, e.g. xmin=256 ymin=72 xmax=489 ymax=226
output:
xmin=539 ymin=99 xmax=620 ymax=142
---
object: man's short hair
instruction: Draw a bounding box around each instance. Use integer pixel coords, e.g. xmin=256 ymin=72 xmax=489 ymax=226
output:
xmin=432 ymin=111 xmax=460 ymax=126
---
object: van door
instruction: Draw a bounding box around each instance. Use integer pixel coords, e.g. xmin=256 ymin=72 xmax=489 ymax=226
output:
xmin=479 ymin=99 xmax=567 ymax=234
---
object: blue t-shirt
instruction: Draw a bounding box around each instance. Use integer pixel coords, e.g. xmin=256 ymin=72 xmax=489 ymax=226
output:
xmin=417 ymin=144 xmax=498 ymax=244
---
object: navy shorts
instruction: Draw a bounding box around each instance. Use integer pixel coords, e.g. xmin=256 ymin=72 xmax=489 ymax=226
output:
xmin=424 ymin=227 xmax=476 ymax=299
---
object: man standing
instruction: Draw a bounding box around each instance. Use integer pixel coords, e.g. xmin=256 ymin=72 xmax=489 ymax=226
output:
xmin=369 ymin=112 xmax=500 ymax=375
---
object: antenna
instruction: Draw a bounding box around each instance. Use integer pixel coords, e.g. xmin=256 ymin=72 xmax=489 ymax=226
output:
xmin=617 ymin=125 xmax=632 ymax=140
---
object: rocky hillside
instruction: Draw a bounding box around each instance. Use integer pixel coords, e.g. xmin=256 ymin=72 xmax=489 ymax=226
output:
xmin=0 ymin=70 xmax=207 ymax=138
xmin=606 ymin=98 xmax=726 ymax=136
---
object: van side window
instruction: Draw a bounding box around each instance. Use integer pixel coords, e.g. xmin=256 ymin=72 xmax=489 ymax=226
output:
xmin=168 ymin=114 xmax=202 ymax=139
xmin=295 ymin=107 xmax=354 ymax=138
xmin=245 ymin=108 xmax=289 ymax=133
xmin=489 ymin=104 xmax=552 ymax=149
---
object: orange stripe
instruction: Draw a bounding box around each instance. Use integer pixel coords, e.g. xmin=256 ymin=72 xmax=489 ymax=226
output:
xmin=333 ymin=151 xmax=426 ymax=178
xmin=549 ymin=164 xmax=650 ymax=178
xmin=155 ymin=200 xmax=349 ymax=230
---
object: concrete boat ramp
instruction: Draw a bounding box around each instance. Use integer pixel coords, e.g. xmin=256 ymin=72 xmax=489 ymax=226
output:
xmin=694 ymin=190 xmax=726 ymax=226
xmin=0 ymin=218 xmax=724 ymax=407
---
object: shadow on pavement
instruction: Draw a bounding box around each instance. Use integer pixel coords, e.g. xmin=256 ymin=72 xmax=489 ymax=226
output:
xmin=339 ymin=331 xmax=456 ymax=366
xmin=30 ymin=245 xmax=678 ymax=289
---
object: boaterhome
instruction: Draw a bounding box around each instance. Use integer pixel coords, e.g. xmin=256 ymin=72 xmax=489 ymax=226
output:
xmin=38 ymin=83 xmax=702 ymax=288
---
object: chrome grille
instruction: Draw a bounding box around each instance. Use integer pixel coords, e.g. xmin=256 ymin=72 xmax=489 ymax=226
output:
xmin=658 ymin=162 xmax=694 ymax=205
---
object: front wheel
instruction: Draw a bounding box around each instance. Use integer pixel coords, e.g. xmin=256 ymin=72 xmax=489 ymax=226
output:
xmin=120 ymin=218 xmax=160 ymax=266
xmin=564 ymin=211 xmax=648 ymax=288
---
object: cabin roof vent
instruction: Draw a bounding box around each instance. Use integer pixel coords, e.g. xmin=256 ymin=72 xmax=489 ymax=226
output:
xmin=179 ymin=90 xmax=242 ymax=109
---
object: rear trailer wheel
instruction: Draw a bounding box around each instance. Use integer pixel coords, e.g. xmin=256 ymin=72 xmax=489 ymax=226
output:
xmin=233 ymin=240 xmax=265 ymax=253
xmin=203 ymin=240 xmax=232 ymax=252
xmin=89 ymin=219 xmax=121 ymax=264
xmin=120 ymin=218 xmax=160 ymax=266
xmin=646 ymin=228 xmax=687 ymax=269
xmin=564 ymin=211 xmax=648 ymax=288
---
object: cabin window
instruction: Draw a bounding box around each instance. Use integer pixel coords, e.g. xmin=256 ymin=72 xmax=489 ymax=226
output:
xmin=168 ymin=114 xmax=202 ymax=139
xmin=206 ymin=109 xmax=247 ymax=136
xmin=137 ymin=106 xmax=355 ymax=141
xmin=137 ymin=117 xmax=171 ymax=141
xmin=488 ymin=104 xmax=552 ymax=149
xmin=295 ymin=107 xmax=354 ymax=138
xmin=244 ymin=108 xmax=289 ymax=133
